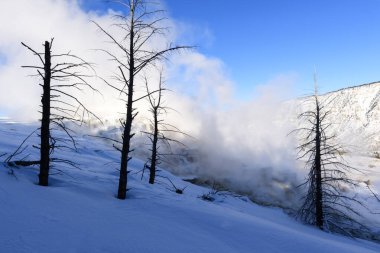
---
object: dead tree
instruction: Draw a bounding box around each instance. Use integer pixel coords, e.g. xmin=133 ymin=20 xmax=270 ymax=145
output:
xmin=145 ymin=73 xmax=163 ymax=184
xmin=295 ymin=81 xmax=369 ymax=236
xmin=297 ymin=90 xmax=324 ymax=229
xmin=21 ymin=39 xmax=100 ymax=186
xmin=146 ymin=75 xmax=161 ymax=184
xmin=93 ymin=0 xmax=190 ymax=199
xmin=143 ymin=72 xmax=188 ymax=184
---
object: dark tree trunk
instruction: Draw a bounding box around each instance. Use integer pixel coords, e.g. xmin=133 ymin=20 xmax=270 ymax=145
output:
xmin=149 ymin=108 xmax=158 ymax=184
xmin=39 ymin=41 xmax=51 ymax=186
xmin=315 ymin=98 xmax=324 ymax=229
xmin=117 ymin=9 xmax=135 ymax=199
xmin=117 ymin=97 xmax=132 ymax=199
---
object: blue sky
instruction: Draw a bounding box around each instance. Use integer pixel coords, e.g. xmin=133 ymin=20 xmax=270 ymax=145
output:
xmin=82 ymin=0 xmax=380 ymax=96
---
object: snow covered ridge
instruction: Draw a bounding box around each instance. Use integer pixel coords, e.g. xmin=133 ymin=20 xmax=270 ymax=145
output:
xmin=298 ymin=81 xmax=380 ymax=155
xmin=1 ymin=123 xmax=380 ymax=253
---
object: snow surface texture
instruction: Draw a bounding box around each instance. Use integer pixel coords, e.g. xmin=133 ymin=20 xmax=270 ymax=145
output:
xmin=1 ymin=122 xmax=380 ymax=253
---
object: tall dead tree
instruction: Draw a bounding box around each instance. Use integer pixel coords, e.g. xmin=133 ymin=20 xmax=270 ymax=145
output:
xmin=93 ymin=0 xmax=190 ymax=199
xmin=21 ymin=39 xmax=99 ymax=186
xmin=296 ymin=78 xmax=368 ymax=236
xmin=297 ymin=88 xmax=324 ymax=229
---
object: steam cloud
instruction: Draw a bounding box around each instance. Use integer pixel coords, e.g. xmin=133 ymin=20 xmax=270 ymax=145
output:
xmin=0 ymin=0 xmax=303 ymax=207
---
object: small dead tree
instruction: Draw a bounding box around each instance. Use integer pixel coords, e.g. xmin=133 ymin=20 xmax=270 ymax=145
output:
xmin=296 ymin=80 xmax=368 ymax=236
xmin=145 ymin=75 xmax=162 ymax=184
xmin=21 ymin=39 xmax=100 ymax=186
xmin=143 ymin=71 xmax=190 ymax=184
xmin=93 ymin=0 xmax=190 ymax=199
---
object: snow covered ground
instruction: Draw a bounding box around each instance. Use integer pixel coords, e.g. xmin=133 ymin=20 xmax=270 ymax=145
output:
xmin=1 ymin=122 xmax=380 ymax=253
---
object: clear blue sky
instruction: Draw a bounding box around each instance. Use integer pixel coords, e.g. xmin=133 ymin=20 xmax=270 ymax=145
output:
xmin=80 ymin=0 xmax=380 ymax=97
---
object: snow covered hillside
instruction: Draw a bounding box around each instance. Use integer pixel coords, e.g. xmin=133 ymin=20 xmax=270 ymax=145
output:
xmin=1 ymin=82 xmax=380 ymax=252
xmin=1 ymin=121 xmax=380 ymax=252
xmin=297 ymin=81 xmax=380 ymax=154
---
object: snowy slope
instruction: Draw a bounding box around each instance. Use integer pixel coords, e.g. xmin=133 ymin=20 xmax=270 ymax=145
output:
xmin=1 ymin=123 xmax=380 ymax=253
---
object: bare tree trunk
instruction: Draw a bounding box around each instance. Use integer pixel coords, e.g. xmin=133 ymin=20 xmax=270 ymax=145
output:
xmin=149 ymin=108 xmax=158 ymax=184
xmin=117 ymin=6 xmax=135 ymax=199
xmin=314 ymin=98 xmax=324 ymax=229
xmin=39 ymin=41 xmax=51 ymax=186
